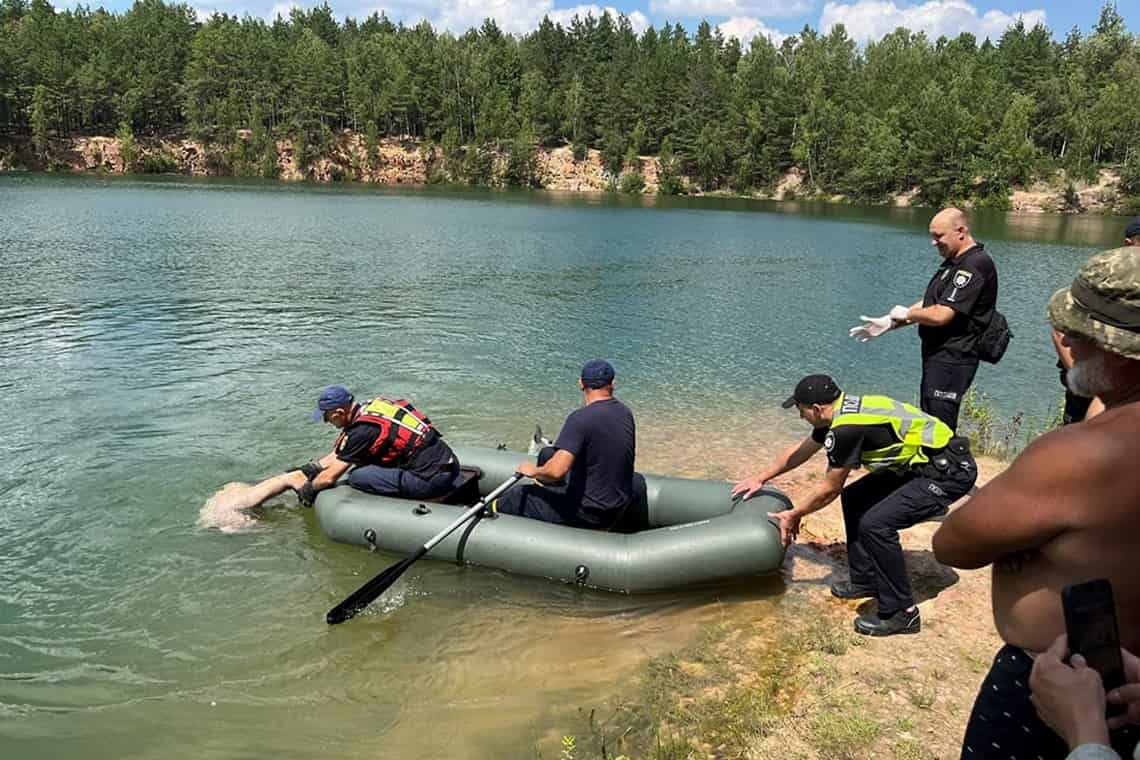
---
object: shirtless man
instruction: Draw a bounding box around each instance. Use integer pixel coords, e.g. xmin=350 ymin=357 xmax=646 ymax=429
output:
xmin=933 ymin=246 xmax=1140 ymax=759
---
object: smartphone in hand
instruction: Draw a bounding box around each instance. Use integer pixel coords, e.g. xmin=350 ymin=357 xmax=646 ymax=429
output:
xmin=1062 ymin=579 xmax=1126 ymax=715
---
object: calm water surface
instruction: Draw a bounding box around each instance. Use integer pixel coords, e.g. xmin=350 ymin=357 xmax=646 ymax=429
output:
xmin=0 ymin=175 xmax=1126 ymax=758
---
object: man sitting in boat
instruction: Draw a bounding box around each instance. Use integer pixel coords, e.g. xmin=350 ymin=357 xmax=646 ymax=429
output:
xmin=287 ymin=385 xmax=460 ymax=507
xmin=732 ymin=375 xmax=977 ymax=637
xmin=493 ymin=360 xmax=636 ymax=530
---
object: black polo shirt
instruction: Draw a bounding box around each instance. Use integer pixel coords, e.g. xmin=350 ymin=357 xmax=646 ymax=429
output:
xmin=918 ymin=243 xmax=998 ymax=364
xmin=811 ymin=421 xmax=898 ymax=470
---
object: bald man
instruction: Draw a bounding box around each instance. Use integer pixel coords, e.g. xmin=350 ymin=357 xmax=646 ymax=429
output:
xmin=850 ymin=208 xmax=1000 ymax=430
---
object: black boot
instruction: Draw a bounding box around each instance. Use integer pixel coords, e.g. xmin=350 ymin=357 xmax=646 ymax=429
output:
xmin=830 ymin=580 xmax=877 ymax=600
xmin=854 ymin=607 xmax=921 ymax=636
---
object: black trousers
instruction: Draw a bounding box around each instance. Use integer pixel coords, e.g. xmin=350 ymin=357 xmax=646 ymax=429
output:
xmin=841 ymin=450 xmax=976 ymax=616
xmin=921 ymin=358 xmax=979 ymax=431
xmin=493 ymin=446 xmax=626 ymax=530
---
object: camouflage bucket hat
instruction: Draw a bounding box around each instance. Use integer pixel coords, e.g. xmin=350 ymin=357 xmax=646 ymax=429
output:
xmin=1047 ymin=246 xmax=1140 ymax=360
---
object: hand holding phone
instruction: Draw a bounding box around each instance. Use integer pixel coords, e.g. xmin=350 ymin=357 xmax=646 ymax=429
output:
xmin=1062 ymin=579 xmax=1126 ymax=715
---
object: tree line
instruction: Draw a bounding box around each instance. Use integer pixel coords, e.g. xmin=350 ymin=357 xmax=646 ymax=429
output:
xmin=2 ymin=0 xmax=1139 ymax=203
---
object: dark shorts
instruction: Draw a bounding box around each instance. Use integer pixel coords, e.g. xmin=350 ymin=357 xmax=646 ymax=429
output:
xmin=960 ymin=644 xmax=1140 ymax=759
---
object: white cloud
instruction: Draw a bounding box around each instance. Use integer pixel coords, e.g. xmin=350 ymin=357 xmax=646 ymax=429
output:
xmin=432 ymin=0 xmax=650 ymax=35
xmin=649 ymin=0 xmax=812 ymax=20
xmin=717 ymin=16 xmax=787 ymax=45
xmin=819 ymin=0 xmax=1047 ymax=43
xmin=548 ymin=5 xmax=652 ymax=34
xmin=268 ymin=1 xmax=300 ymax=19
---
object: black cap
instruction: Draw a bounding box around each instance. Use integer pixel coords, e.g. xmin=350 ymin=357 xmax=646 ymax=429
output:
xmin=781 ymin=374 xmax=841 ymax=408
xmin=1126 ymin=217 xmax=1140 ymax=240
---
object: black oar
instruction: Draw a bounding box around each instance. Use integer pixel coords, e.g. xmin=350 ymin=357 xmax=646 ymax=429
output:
xmin=326 ymin=473 xmax=523 ymax=625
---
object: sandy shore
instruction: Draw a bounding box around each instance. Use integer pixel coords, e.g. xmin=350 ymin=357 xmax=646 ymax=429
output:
xmin=563 ymin=444 xmax=1008 ymax=759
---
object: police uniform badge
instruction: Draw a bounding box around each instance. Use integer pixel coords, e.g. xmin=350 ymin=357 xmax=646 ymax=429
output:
xmin=824 ymin=431 xmax=836 ymax=452
xmin=952 ymin=270 xmax=973 ymax=289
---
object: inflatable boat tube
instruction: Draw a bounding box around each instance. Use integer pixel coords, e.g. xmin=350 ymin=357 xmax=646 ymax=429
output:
xmin=315 ymin=445 xmax=790 ymax=593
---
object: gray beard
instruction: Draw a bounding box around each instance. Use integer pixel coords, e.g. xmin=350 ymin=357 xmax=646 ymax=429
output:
xmin=1067 ymin=351 xmax=1111 ymax=398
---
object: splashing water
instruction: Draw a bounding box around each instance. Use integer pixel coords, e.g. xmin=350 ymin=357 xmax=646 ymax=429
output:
xmin=198 ymin=474 xmax=295 ymax=533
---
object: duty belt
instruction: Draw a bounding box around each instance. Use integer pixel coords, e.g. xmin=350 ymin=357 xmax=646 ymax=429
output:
xmin=918 ymin=436 xmax=972 ymax=478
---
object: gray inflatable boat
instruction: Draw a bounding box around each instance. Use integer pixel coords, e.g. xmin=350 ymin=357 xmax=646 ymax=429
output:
xmin=315 ymin=445 xmax=790 ymax=593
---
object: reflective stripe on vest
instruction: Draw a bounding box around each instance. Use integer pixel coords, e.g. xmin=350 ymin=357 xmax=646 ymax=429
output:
xmin=350 ymin=398 xmax=436 ymax=467
xmin=830 ymin=393 xmax=954 ymax=471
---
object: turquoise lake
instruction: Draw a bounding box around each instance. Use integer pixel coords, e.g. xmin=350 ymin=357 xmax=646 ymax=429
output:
xmin=0 ymin=174 xmax=1127 ymax=758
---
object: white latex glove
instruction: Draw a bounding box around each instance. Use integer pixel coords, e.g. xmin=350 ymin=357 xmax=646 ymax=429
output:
xmin=889 ymin=305 xmax=911 ymax=322
xmin=849 ymin=314 xmax=893 ymax=342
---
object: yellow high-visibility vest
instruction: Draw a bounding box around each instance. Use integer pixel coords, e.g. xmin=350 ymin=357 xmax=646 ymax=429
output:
xmin=829 ymin=393 xmax=954 ymax=471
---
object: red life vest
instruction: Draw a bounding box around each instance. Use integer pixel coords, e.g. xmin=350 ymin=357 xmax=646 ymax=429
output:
xmin=338 ymin=397 xmax=439 ymax=467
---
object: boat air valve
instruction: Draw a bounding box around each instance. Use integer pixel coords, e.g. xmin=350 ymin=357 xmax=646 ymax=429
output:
xmin=363 ymin=528 xmax=377 ymax=551
xmin=413 ymin=504 xmax=431 ymax=516
xmin=575 ymin=565 xmax=590 ymax=584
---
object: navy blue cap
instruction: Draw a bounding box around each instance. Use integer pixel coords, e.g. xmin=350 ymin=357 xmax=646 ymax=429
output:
xmin=1126 ymin=217 xmax=1140 ymax=240
xmin=581 ymin=359 xmax=615 ymax=389
xmin=312 ymin=385 xmax=354 ymax=421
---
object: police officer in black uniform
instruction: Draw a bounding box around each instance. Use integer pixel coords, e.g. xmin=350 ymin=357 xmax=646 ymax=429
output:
xmin=733 ymin=375 xmax=977 ymax=636
xmin=850 ymin=208 xmax=998 ymax=430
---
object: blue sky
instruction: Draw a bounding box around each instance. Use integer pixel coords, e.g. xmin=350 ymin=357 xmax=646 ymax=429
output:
xmin=95 ymin=0 xmax=1129 ymax=45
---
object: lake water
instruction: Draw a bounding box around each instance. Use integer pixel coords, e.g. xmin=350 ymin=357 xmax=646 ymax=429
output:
xmin=0 ymin=174 xmax=1126 ymax=758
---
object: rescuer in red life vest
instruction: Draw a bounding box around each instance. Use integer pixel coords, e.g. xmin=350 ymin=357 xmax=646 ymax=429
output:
xmin=286 ymin=385 xmax=460 ymax=507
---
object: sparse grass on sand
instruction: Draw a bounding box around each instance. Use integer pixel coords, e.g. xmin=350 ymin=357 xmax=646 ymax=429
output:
xmin=552 ymin=453 xmax=1009 ymax=759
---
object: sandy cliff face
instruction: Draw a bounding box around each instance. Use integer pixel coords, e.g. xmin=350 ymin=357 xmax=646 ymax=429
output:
xmin=3 ymin=133 xmax=1125 ymax=213
xmin=3 ymin=131 xmax=660 ymax=193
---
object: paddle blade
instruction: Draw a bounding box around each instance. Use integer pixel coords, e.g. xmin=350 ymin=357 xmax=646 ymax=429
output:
xmin=326 ymin=553 xmax=420 ymax=625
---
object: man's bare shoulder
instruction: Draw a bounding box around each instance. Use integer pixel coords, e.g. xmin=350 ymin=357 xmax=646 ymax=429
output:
xmin=1002 ymin=401 xmax=1139 ymax=499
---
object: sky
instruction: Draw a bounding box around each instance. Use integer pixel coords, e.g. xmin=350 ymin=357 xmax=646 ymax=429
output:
xmin=95 ymin=0 xmax=1130 ymax=46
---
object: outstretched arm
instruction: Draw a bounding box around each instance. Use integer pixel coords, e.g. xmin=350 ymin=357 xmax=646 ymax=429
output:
xmin=732 ymin=436 xmax=823 ymax=499
xmin=768 ymin=465 xmax=851 ymax=545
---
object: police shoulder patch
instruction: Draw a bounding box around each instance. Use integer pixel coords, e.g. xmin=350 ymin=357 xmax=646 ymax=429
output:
xmin=824 ymin=431 xmax=836 ymax=451
xmin=952 ymin=269 xmax=974 ymax=288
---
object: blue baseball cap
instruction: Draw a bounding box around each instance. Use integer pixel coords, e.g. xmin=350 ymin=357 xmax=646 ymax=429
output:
xmin=581 ymin=360 xmax=615 ymax=389
xmin=312 ymin=385 xmax=354 ymax=421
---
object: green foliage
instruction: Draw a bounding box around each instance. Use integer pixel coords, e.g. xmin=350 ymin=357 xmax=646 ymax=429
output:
xmin=693 ymin=124 xmax=727 ymax=190
xmin=1120 ymin=160 xmax=1140 ymax=196
xmin=463 ymin=141 xmax=495 ymax=185
xmin=1 ymin=0 xmax=1138 ymax=203
xmin=138 ymin=148 xmax=177 ymax=173
xmin=1062 ymin=181 xmax=1083 ymax=211
xmin=30 ymin=84 xmax=49 ymax=160
xmin=364 ymin=120 xmax=379 ymax=170
xmin=655 ymin=138 xmax=685 ymax=195
xmin=440 ymin=127 xmax=463 ymax=181
xmin=618 ymin=171 xmax=644 ymax=194
xmin=959 ymin=386 xmax=1061 ymax=459
xmin=599 ymin=128 xmax=625 ymax=175
xmin=115 ymin=120 xmax=137 ymax=171
xmin=505 ymin=124 xmax=540 ymax=187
